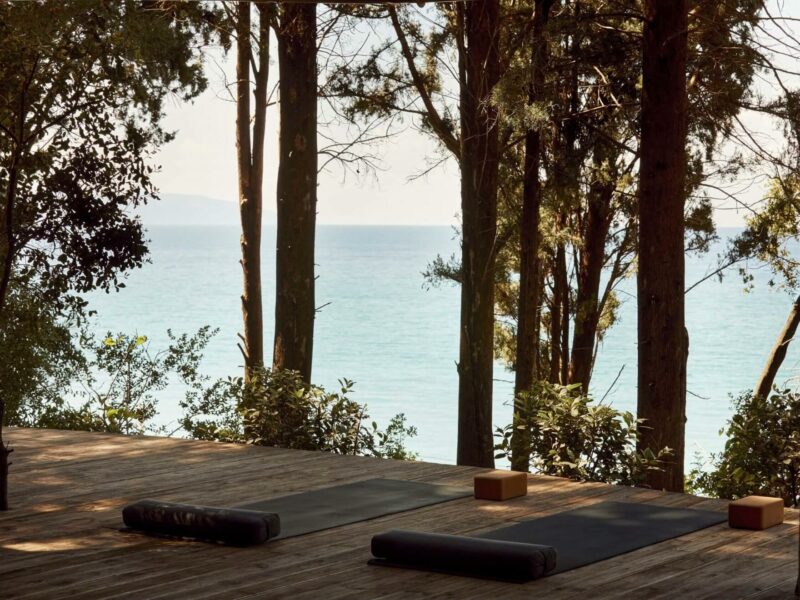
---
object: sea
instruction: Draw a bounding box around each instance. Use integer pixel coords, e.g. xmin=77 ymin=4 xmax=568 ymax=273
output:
xmin=84 ymin=225 xmax=800 ymax=467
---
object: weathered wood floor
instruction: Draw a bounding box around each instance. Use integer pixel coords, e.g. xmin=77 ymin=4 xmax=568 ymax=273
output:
xmin=0 ymin=427 xmax=797 ymax=599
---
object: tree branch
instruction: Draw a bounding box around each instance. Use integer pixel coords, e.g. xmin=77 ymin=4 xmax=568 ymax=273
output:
xmin=387 ymin=6 xmax=461 ymax=158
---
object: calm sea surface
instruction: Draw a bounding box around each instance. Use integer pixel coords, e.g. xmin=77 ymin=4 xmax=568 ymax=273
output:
xmin=85 ymin=226 xmax=800 ymax=466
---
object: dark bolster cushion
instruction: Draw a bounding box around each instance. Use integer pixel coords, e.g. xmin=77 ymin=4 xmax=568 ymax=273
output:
xmin=122 ymin=499 xmax=280 ymax=546
xmin=370 ymin=530 xmax=557 ymax=582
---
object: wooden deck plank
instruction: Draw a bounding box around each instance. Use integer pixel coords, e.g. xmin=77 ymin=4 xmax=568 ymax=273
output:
xmin=1 ymin=427 xmax=796 ymax=600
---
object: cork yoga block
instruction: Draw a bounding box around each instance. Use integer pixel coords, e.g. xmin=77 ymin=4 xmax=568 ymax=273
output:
xmin=728 ymin=495 xmax=784 ymax=530
xmin=474 ymin=470 xmax=528 ymax=501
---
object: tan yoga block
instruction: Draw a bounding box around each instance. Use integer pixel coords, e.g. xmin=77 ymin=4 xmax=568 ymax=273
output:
xmin=474 ymin=470 xmax=528 ymax=501
xmin=728 ymin=495 xmax=784 ymax=530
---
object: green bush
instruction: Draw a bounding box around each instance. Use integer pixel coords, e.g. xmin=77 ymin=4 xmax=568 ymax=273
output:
xmin=494 ymin=381 xmax=670 ymax=485
xmin=27 ymin=327 xmax=217 ymax=435
xmin=7 ymin=313 xmax=418 ymax=461
xmin=0 ymin=281 xmax=85 ymax=427
xmin=181 ymin=366 xmax=418 ymax=460
xmin=688 ymin=390 xmax=800 ymax=507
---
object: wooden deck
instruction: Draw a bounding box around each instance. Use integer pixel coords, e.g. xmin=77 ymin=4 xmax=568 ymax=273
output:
xmin=0 ymin=427 xmax=797 ymax=599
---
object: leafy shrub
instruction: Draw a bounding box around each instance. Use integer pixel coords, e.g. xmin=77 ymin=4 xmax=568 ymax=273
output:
xmin=10 ymin=316 xmax=418 ymax=461
xmin=181 ymin=367 xmax=418 ymax=460
xmin=29 ymin=327 xmax=217 ymax=435
xmin=494 ymin=381 xmax=670 ymax=485
xmin=0 ymin=281 xmax=85 ymax=427
xmin=688 ymin=390 xmax=800 ymax=507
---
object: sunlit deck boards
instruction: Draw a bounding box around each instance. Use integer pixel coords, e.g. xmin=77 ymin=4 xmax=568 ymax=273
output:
xmin=0 ymin=428 xmax=797 ymax=599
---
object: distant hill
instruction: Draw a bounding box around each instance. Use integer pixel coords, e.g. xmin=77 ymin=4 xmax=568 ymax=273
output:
xmin=137 ymin=193 xmax=276 ymax=226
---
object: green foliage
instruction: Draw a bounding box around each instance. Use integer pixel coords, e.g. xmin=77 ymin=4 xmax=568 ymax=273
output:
xmin=688 ymin=390 xmax=800 ymax=507
xmin=181 ymin=367 xmax=418 ymax=460
xmin=494 ymin=381 xmax=671 ymax=485
xmin=723 ymin=176 xmax=800 ymax=291
xmin=3 ymin=308 xmax=418 ymax=460
xmin=24 ymin=327 xmax=218 ymax=436
xmin=0 ymin=280 xmax=85 ymax=426
xmin=0 ymin=0 xmax=215 ymax=315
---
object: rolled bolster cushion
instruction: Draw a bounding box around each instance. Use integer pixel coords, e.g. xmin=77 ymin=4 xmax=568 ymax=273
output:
xmin=122 ymin=499 xmax=280 ymax=546
xmin=370 ymin=530 xmax=557 ymax=582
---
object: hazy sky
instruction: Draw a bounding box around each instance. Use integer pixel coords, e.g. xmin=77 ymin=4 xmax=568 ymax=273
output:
xmin=153 ymin=44 xmax=463 ymax=226
xmin=151 ymin=7 xmax=797 ymax=228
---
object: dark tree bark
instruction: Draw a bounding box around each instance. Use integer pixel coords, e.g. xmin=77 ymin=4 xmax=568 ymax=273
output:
xmin=0 ymin=159 xmax=18 ymax=317
xmin=456 ymin=0 xmax=501 ymax=468
xmin=548 ymin=20 xmax=579 ymax=387
xmin=0 ymin=67 xmax=29 ymax=511
xmin=568 ymin=149 xmax=614 ymax=392
xmin=236 ymin=1 xmax=270 ymax=385
xmin=512 ymin=0 xmax=554 ymax=472
xmin=0 ymin=158 xmax=15 ymax=509
xmin=549 ymin=226 xmax=571 ymax=386
xmin=548 ymin=250 xmax=564 ymax=384
xmin=559 ymin=253 xmax=570 ymax=386
xmin=754 ymin=295 xmax=800 ymax=399
xmin=636 ymin=0 xmax=689 ymax=492
xmin=273 ymin=3 xmax=317 ymax=382
xmin=0 ymin=428 xmax=10 ymax=511
xmin=0 ymin=157 xmax=18 ymax=511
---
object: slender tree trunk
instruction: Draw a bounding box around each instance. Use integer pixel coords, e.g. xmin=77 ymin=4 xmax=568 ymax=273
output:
xmin=512 ymin=0 xmax=554 ymax=472
xmin=0 ymin=85 xmax=26 ymax=511
xmin=560 ymin=269 xmax=570 ymax=385
xmin=0 ymin=61 xmax=30 ymax=318
xmin=0 ymin=433 xmax=10 ymax=511
xmin=273 ymin=3 xmax=317 ymax=382
xmin=236 ymin=1 xmax=270 ymax=385
xmin=568 ymin=152 xmax=613 ymax=392
xmin=548 ymin=253 xmax=572 ymax=388
xmin=0 ymin=163 xmax=17 ymax=511
xmin=559 ymin=258 xmax=572 ymax=385
xmin=456 ymin=0 xmax=500 ymax=467
xmin=555 ymin=235 xmax=570 ymax=385
xmin=637 ymin=0 xmax=689 ymax=492
xmin=549 ymin=16 xmax=579 ymax=387
xmin=754 ymin=295 xmax=800 ymax=398
xmin=0 ymin=372 xmax=12 ymax=509
xmin=549 ymin=251 xmax=563 ymax=384
xmin=0 ymin=162 xmax=17 ymax=318
xmin=547 ymin=252 xmax=562 ymax=383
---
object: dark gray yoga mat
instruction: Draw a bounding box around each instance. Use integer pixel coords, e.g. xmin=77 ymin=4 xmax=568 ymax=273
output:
xmin=237 ymin=478 xmax=472 ymax=539
xmin=476 ymin=501 xmax=727 ymax=573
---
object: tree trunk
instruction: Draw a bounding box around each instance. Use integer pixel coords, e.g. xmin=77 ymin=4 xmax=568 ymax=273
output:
xmin=636 ymin=0 xmax=689 ymax=492
xmin=236 ymin=1 xmax=270 ymax=385
xmin=456 ymin=0 xmax=500 ymax=468
xmin=555 ymin=235 xmax=571 ymax=385
xmin=0 ymin=91 xmax=25 ymax=512
xmin=754 ymin=295 xmax=800 ymax=398
xmin=0 ymin=366 xmax=9 ymax=509
xmin=273 ymin=3 xmax=317 ymax=383
xmin=549 ymin=18 xmax=579 ymax=387
xmin=0 ymin=433 xmax=10 ymax=511
xmin=512 ymin=0 xmax=554 ymax=472
xmin=568 ymin=153 xmax=613 ymax=392
xmin=0 ymin=160 xmax=18 ymax=318
xmin=548 ymin=250 xmax=563 ymax=384
xmin=560 ymin=266 xmax=570 ymax=385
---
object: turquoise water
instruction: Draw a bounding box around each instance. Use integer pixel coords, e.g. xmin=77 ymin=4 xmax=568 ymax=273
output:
xmin=85 ymin=226 xmax=800 ymax=466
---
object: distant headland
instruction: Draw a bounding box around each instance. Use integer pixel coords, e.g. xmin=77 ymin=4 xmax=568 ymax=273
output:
xmin=137 ymin=193 xmax=277 ymax=227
